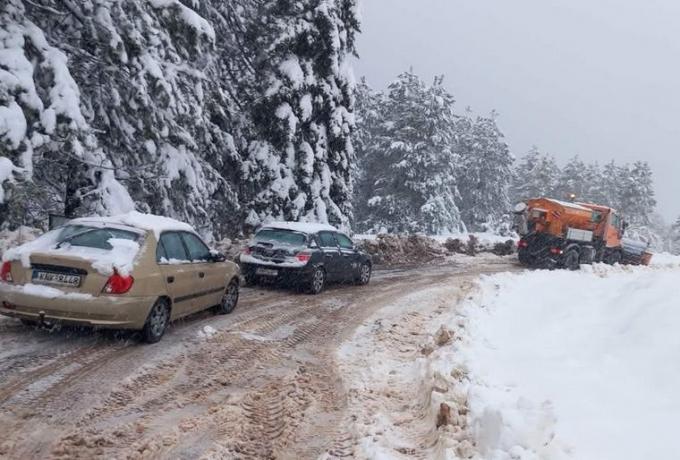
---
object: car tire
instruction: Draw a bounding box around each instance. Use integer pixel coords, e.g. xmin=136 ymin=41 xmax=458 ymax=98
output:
xmin=307 ymin=267 xmax=326 ymax=295
xmin=216 ymin=280 xmax=239 ymax=315
xmin=243 ymin=272 xmax=257 ymax=287
xmin=563 ymin=250 xmax=580 ymax=271
xmin=355 ymin=262 xmax=371 ymax=285
xmin=142 ymin=299 xmax=170 ymax=344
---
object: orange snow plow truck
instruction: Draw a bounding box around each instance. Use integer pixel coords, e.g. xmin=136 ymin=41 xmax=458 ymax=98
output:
xmin=514 ymin=198 xmax=652 ymax=269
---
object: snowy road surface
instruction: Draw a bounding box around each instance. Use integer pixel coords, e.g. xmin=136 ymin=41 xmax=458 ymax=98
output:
xmin=0 ymin=256 xmax=514 ymax=459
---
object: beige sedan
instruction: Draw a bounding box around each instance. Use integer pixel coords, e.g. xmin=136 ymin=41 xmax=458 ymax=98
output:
xmin=0 ymin=214 xmax=240 ymax=343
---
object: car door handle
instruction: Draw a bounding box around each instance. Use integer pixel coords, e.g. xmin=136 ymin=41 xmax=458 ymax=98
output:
xmin=167 ymin=276 xmax=175 ymax=284
xmin=198 ymin=272 xmax=205 ymax=278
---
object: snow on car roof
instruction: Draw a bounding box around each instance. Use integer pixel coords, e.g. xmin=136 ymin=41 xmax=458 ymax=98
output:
xmin=69 ymin=211 xmax=195 ymax=238
xmin=261 ymin=221 xmax=338 ymax=234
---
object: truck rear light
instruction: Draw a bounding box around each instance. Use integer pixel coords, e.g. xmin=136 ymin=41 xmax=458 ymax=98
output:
xmin=518 ymin=240 xmax=528 ymax=249
xmin=295 ymin=251 xmax=312 ymax=263
xmin=103 ymin=269 xmax=134 ymax=294
xmin=550 ymin=247 xmax=563 ymax=255
xmin=0 ymin=261 xmax=13 ymax=282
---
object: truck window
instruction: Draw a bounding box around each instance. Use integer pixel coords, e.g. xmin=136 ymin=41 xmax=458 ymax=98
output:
xmin=592 ymin=211 xmax=603 ymax=223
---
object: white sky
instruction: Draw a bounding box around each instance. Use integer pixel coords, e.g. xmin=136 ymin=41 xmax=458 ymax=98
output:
xmin=355 ymin=0 xmax=680 ymax=221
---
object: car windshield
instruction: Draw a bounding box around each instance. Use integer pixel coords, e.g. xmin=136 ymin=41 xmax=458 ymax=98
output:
xmin=254 ymin=229 xmax=307 ymax=246
xmin=56 ymin=225 xmax=141 ymax=250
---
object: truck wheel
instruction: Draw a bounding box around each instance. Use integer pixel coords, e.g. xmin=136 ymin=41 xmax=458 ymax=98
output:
xmin=606 ymin=251 xmax=622 ymax=265
xmin=563 ymin=250 xmax=580 ymax=270
xmin=518 ymin=250 xmax=530 ymax=265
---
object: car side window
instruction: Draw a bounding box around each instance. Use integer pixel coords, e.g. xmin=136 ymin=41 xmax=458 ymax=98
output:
xmin=158 ymin=232 xmax=189 ymax=263
xmin=181 ymin=232 xmax=211 ymax=262
xmin=335 ymin=233 xmax=354 ymax=250
xmin=318 ymin=231 xmax=338 ymax=248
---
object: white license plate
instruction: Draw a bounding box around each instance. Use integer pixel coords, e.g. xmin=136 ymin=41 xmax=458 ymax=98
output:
xmin=32 ymin=271 xmax=82 ymax=287
xmin=256 ymin=268 xmax=278 ymax=277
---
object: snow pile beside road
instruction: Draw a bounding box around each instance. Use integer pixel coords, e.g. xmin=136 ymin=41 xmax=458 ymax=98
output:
xmin=355 ymin=233 xmax=516 ymax=266
xmin=650 ymin=252 xmax=680 ymax=268
xmin=450 ymin=265 xmax=680 ymax=459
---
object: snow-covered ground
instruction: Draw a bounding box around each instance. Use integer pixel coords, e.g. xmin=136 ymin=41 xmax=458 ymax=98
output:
xmin=446 ymin=260 xmax=680 ymax=459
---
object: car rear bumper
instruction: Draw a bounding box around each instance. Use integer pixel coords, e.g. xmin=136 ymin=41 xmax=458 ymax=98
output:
xmin=241 ymin=262 xmax=314 ymax=284
xmin=0 ymin=282 xmax=155 ymax=329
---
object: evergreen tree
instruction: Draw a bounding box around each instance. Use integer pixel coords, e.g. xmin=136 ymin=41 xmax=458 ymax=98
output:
xmin=618 ymin=161 xmax=656 ymax=226
xmin=510 ymin=147 xmax=560 ymax=203
xmin=243 ymin=0 xmax=360 ymax=230
xmin=352 ymin=78 xmax=383 ymax=227
xmin=0 ymin=0 xmax=361 ymax=237
xmin=360 ymin=71 xmax=464 ymax=234
xmin=671 ymin=217 xmax=680 ymax=255
xmin=456 ymin=111 xmax=514 ymax=231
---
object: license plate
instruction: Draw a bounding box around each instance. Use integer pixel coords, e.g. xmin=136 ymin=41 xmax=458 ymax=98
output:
xmin=32 ymin=271 xmax=82 ymax=287
xmin=256 ymin=268 xmax=278 ymax=277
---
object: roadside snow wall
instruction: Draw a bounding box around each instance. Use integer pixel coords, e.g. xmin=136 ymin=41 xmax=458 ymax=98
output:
xmin=445 ymin=262 xmax=680 ymax=459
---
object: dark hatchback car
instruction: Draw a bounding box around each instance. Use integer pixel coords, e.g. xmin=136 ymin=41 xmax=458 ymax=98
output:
xmin=239 ymin=222 xmax=372 ymax=294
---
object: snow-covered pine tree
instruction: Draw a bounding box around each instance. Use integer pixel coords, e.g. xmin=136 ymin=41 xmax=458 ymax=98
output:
xmin=0 ymin=0 xmax=136 ymax=227
xmin=455 ymin=110 xmax=514 ymax=231
xmin=671 ymin=217 xmax=680 ymax=255
xmin=618 ymin=161 xmax=656 ymax=226
xmin=509 ymin=147 xmax=560 ymax=203
xmin=242 ymin=0 xmax=360 ymax=230
xmin=352 ymin=78 xmax=384 ymax=228
xmin=598 ymin=160 xmax=624 ymax=209
xmin=555 ymin=155 xmax=592 ymax=202
xmin=1 ymin=0 xmax=361 ymax=237
xmin=359 ymin=71 xmax=464 ymax=234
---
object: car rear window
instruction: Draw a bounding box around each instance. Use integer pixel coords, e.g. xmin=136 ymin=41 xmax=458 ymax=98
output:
xmin=56 ymin=225 xmax=140 ymax=250
xmin=255 ymin=229 xmax=307 ymax=246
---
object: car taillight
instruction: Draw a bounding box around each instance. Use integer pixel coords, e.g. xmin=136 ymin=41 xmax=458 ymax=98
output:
xmin=0 ymin=261 xmax=12 ymax=282
xmin=518 ymin=240 xmax=528 ymax=249
xmin=103 ymin=270 xmax=134 ymax=294
xmin=550 ymin=247 xmax=563 ymax=255
xmin=296 ymin=251 xmax=312 ymax=263
xmin=242 ymin=246 xmax=251 ymax=255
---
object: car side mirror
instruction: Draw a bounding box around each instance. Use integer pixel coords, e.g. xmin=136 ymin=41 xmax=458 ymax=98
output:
xmin=210 ymin=251 xmax=226 ymax=262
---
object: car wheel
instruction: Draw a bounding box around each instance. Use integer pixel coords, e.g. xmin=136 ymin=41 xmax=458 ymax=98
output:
xmin=244 ymin=272 xmax=257 ymax=287
xmin=216 ymin=280 xmax=239 ymax=314
xmin=356 ymin=263 xmax=371 ymax=285
xmin=308 ymin=267 xmax=326 ymax=295
xmin=563 ymin=250 xmax=580 ymax=271
xmin=142 ymin=299 xmax=170 ymax=343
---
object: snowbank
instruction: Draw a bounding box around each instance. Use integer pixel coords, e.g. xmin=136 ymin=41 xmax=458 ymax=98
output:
xmin=355 ymin=233 xmax=517 ymax=266
xmin=449 ymin=264 xmax=680 ymax=459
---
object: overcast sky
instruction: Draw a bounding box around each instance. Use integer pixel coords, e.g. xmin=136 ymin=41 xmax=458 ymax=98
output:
xmin=354 ymin=0 xmax=680 ymax=221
